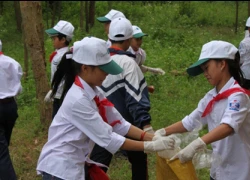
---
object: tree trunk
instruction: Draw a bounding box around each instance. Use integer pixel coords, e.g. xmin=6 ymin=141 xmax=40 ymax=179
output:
xmin=89 ymin=1 xmax=95 ymax=28
xmin=0 ymin=1 xmax=3 ymax=15
xmin=235 ymin=1 xmax=238 ymax=34
xmin=80 ymin=1 xmax=84 ymax=31
xmin=20 ymin=1 xmax=52 ymax=128
xmin=14 ymin=1 xmax=22 ymax=32
xmin=57 ymin=1 xmax=61 ymax=21
xmin=248 ymin=1 xmax=250 ymax=17
xmin=51 ymin=1 xmax=56 ymax=27
xmin=108 ymin=1 xmax=112 ymax=10
xmin=21 ymin=22 xmax=29 ymax=81
xmin=85 ymin=1 xmax=89 ymax=33
xmin=46 ymin=1 xmax=49 ymax=29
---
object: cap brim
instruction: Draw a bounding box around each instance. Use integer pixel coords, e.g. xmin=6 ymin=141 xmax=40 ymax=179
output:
xmin=186 ymin=58 xmax=210 ymax=76
xmin=133 ymin=33 xmax=148 ymax=38
xmin=97 ymin=17 xmax=111 ymax=23
xmin=45 ymin=28 xmax=60 ymax=36
xmin=99 ymin=59 xmax=123 ymax=75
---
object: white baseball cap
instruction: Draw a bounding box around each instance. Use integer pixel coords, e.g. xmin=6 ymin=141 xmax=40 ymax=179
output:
xmin=245 ymin=16 xmax=250 ymax=30
xmin=45 ymin=20 xmax=74 ymax=40
xmin=187 ymin=40 xmax=238 ymax=76
xmin=97 ymin=9 xmax=125 ymax=23
xmin=132 ymin=25 xmax=148 ymax=38
xmin=72 ymin=37 xmax=123 ymax=75
xmin=108 ymin=17 xmax=133 ymax=41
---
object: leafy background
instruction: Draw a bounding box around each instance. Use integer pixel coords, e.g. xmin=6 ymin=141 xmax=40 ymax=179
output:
xmin=0 ymin=1 xmax=248 ymax=179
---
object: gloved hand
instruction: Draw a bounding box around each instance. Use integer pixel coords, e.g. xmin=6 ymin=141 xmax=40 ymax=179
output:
xmin=44 ymin=90 xmax=53 ymax=103
xmin=147 ymin=67 xmax=165 ymax=75
xmin=144 ymin=136 xmax=175 ymax=153
xmin=143 ymin=126 xmax=154 ymax=134
xmin=154 ymin=128 xmax=167 ymax=137
xmin=170 ymin=137 xmax=206 ymax=163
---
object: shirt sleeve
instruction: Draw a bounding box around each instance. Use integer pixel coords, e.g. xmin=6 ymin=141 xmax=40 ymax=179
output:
xmin=220 ymin=92 xmax=249 ymax=133
xmin=123 ymin=60 xmax=151 ymax=128
xmin=182 ymin=96 xmax=208 ymax=131
xmin=71 ymin=97 xmax=126 ymax=154
xmin=239 ymin=41 xmax=246 ymax=66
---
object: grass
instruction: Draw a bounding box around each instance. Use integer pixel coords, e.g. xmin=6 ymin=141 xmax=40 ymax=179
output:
xmin=1 ymin=1 xmax=248 ymax=179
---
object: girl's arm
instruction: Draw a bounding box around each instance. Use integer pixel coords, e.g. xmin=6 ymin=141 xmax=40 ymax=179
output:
xmin=126 ymin=125 xmax=154 ymax=141
xmin=201 ymin=123 xmax=234 ymax=144
xmin=164 ymin=121 xmax=188 ymax=135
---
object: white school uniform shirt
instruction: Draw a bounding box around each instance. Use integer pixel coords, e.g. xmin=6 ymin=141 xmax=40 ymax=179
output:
xmin=106 ymin=39 xmax=111 ymax=48
xmin=239 ymin=35 xmax=250 ymax=80
xmin=127 ymin=46 xmax=146 ymax=66
xmin=37 ymin=76 xmax=131 ymax=180
xmin=182 ymin=77 xmax=250 ymax=180
xmin=51 ymin=46 xmax=69 ymax=99
xmin=0 ymin=53 xmax=23 ymax=99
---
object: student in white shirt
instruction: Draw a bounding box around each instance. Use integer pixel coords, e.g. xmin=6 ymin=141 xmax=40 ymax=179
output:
xmin=239 ymin=16 xmax=250 ymax=89
xmin=155 ymin=40 xmax=250 ymax=180
xmin=0 ymin=40 xmax=23 ymax=179
xmin=43 ymin=20 xmax=75 ymax=119
xmin=97 ymin=9 xmax=126 ymax=47
xmin=36 ymin=37 xmax=175 ymax=180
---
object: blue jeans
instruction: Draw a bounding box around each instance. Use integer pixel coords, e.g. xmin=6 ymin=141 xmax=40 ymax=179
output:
xmin=0 ymin=98 xmax=18 ymax=180
xmin=42 ymin=172 xmax=63 ymax=180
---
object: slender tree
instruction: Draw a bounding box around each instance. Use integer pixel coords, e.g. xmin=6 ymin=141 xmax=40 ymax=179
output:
xmin=235 ymin=1 xmax=239 ymax=34
xmin=14 ymin=1 xmax=22 ymax=32
xmin=248 ymin=1 xmax=250 ymax=16
xmin=80 ymin=1 xmax=84 ymax=31
xmin=20 ymin=1 xmax=52 ymax=128
xmin=89 ymin=1 xmax=95 ymax=28
xmin=85 ymin=1 xmax=89 ymax=33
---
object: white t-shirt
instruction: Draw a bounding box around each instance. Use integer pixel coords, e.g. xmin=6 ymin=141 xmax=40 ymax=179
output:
xmin=239 ymin=35 xmax=250 ymax=80
xmin=37 ymin=76 xmax=131 ymax=180
xmin=0 ymin=53 xmax=23 ymax=99
xmin=127 ymin=46 xmax=146 ymax=66
xmin=182 ymin=77 xmax=250 ymax=180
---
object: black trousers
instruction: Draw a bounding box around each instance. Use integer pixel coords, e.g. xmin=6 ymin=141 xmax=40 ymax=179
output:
xmin=90 ymin=142 xmax=148 ymax=180
xmin=0 ymin=98 xmax=18 ymax=180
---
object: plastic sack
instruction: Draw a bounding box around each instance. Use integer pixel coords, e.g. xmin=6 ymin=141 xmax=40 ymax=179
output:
xmin=192 ymin=149 xmax=222 ymax=170
xmin=156 ymin=153 xmax=198 ymax=180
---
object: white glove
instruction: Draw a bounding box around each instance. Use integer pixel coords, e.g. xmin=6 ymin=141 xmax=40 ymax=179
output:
xmin=147 ymin=67 xmax=165 ymax=75
xmin=143 ymin=126 xmax=154 ymax=134
xmin=144 ymin=136 xmax=175 ymax=152
xmin=170 ymin=137 xmax=206 ymax=163
xmin=154 ymin=128 xmax=166 ymax=137
xmin=44 ymin=90 xmax=53 ymax=103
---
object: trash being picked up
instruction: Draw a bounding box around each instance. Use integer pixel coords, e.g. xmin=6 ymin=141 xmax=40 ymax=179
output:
xmin=192 ymin=149 xmax=222 ymax=170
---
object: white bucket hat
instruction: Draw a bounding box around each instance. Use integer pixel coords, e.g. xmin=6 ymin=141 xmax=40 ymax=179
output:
xmin=187 ymin=40 xmax=238 ymax=76
xmin=97 ymin=9 xmax=125 ymax=23
xmin=72 ymin=37 xmax=123 ymax=75
xmin=45 ymin=20 xmax=74 ymax=41
xmin=108 ymin=17 xmax=133 ymax=41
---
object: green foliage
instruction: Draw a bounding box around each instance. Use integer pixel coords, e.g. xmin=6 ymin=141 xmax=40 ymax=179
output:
xmin=1 ymin=1 xmax=247 ymax=180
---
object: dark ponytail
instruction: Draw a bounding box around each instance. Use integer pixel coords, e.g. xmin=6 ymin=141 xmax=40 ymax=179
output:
xmin=50 ymin=51 xmax=82 ymax=102
xmin=227 ymin=51 xmax=245 ymax=87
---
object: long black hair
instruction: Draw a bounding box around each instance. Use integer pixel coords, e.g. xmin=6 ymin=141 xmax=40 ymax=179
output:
xmin=50 ymin=51 xmax=82 ymax=103
xmin=216 ymin=51 xmax=245 ymax=87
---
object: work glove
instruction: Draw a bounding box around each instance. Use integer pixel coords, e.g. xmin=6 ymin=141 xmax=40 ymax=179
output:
xmin=170 ymin=137 xmax=206 ymax=163
xmin=147 ymin=67 xmax=165 ymax=75
xmin=154 ymin=128 xmax=167 ymax=137
xmin=143 ymin=126 xmax=155 ymax=134
xmin=44 ymin=90 xmax=53 ymax=103
xmin=144 ymin=136 xmax=175 ymax=153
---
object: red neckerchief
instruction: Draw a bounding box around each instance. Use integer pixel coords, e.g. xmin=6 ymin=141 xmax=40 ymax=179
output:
xmin=74 ymin=76 xmax=121 ymax=127
xmin=87 ymin=163 xmax=109 ymax=180
xmin=49 ymin=51 xmax=57 ymax=63
xmin=0 ymin=52 xmax=3 ymax=55
xmin=109 ymin=46 xmax=123 ymax=56
xmin=202 ymin=81 xmax=250 ymax=117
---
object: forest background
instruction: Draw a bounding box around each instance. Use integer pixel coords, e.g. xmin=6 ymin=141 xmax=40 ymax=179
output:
xmin=0 ymin=1 xmax=249 ymax=179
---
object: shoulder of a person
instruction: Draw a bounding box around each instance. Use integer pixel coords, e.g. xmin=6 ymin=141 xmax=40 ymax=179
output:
xmin=1 ymin=54 xmax=21 ymax=66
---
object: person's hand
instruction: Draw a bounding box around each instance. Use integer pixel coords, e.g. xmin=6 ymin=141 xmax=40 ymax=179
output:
xmin=143 ymin=125 xmax=154 ymax=134
xmin=170 ymin=137 xmax=206 ymax=163
xmin=144 ymin=136 xmax=175 ymax=152
xmin=154 ymin=128 xmax=166 ymax=137
xmin=44 ymin=90 xmax=53 ymax=103
xmin=147 ymin=67 xmax=165 ymax=75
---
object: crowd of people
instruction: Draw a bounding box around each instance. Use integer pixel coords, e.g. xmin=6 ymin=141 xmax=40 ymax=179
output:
xmin=1 ymin=8 xmax=250 ymax=180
